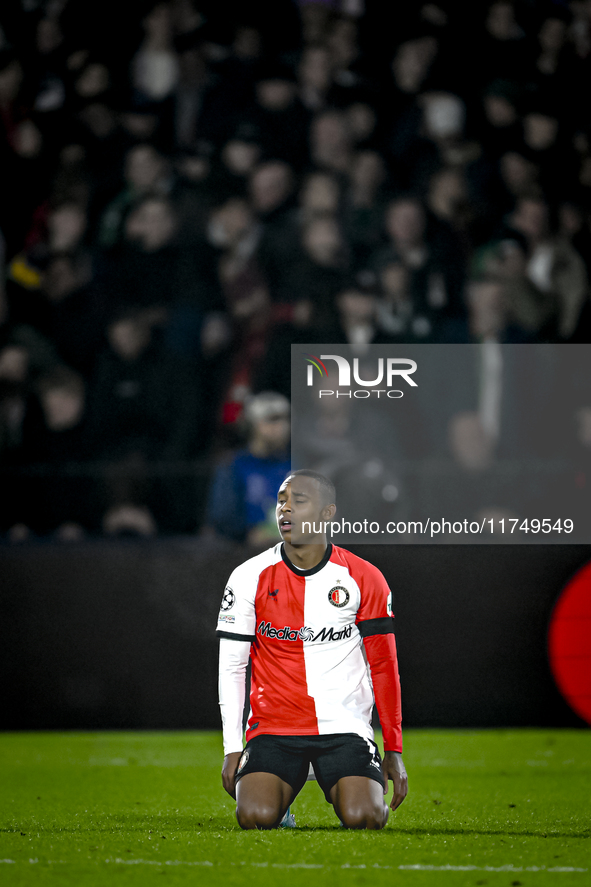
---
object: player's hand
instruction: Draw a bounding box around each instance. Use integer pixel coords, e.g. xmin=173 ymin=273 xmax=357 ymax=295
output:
xmin=221 ymin=752 xmax=242 ymax=799
xmin=382 ymin=751 xmax=408 ymax=812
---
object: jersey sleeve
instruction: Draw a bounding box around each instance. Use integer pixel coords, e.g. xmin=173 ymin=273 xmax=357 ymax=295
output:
xmin=354 ymin=559 xmax=402 ymax=752
xmin=218 ymin=638 xmax=250 ymax=754
xmin=354 ymin=561 xmax=395 ymax=638
xmin=364 ymin=634 xmax=403 ymax=752
xmin=215 ymin=562 xmax=257 ymax=641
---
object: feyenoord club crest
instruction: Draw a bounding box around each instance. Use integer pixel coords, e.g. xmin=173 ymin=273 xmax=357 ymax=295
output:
xmin=237 ymin=749 xmax=249 ymax=772
xmin=221 ymin=587 xmax=235 ymax=611
xmin=328 ymin=586 xmax=349 ymax=608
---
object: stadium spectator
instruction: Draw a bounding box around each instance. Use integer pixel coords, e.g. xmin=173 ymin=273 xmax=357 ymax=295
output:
xmin=172 ymin=42 xmax=211 ymax=151
xmin=475 ymin=1 xmax=532 ymax=88
xmin=343 ymin=150 xmax=387 ymax=268
xmin=252 ymin=59 xmax=310 ymax=169
xmin=250 ymin=159 xmax=295 ymax=218
xmin=479 ymin=79 xmax=522 ymax=160
xmin=558 ymin=200 xmax=591 ymax=283
xmin=309 ymin=108 xmax=352 ymax=174
xmin=86 ymin=306 xmax=202 ymax=461
xmin=251 ymin=160 xmax=300 ymax=304
xmin=33 ymin=254 xmax=101 ymax=377
xmin=502 ymin=195 xmax=589 ymax=339
xmin=521 ymin=100 xmax=579 ymax=201
xmin=330 ymin=286 xmax=393 ymax=346
xmin=298 ymin=1 xmax=333 ymax=46
xmin=427 ymin=167 xmax=471 ymax=237
xmin=532 ymin=10 xmax=575 ymax=102
xmin=0 ymin=54 xmax=51 ymax=255
xmin=212 ymin=124 xmax=263 ymax=201
xmin=131 ymin=3 xmax=179 ymax=107
xmin=24 ymin=366 xmax=90 ymax=523
xmin=398 ymin=91 xmax=469 ymax=193
xmin=298 ymin=170 xmax=340 ymax=223
xmin=370 ymin=196 xmax=465 ymax=333
xmin=344 ymin=100 xmax=378 ymax=151
xmin=5 ymin=198 xmax=92 ymax=333
xmin=207 ymin=196 xmax=274 ymax=425
xmin=85 ymin=304 xmax=208 ymax=533
xmin=465 ymin=277 xmax=532 ymax=344
xmin=206 ymin=391 xmax=290 ymax=544
xmin=384 ymin=35 xmax=440 ymax=186
xmin=293 ymin=215 xmax=350 ymax=322
xmin=208 ymin=198 xmax=264 ymax=318
xmin=253 ymin=299 xmax=317 ymax=400
xmin=0 ymin=341 xmax=30 ymax=468
xmin=99 ymin=194 xmax=221 ymax=326
xmin=98 ymin=144 xmax=170 ymax=248
xmin=376 ymin=262 xmax=433 ymax=342
xmin=297 ymin=44 xmax=333 ymax=111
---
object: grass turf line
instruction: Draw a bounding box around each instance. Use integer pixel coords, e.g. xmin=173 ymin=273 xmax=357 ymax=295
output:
xmin=0 ymin=729 xmax=589 ymax=886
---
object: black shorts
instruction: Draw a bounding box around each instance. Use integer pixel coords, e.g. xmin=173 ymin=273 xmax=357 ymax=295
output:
xmin=235 ymin=733 xmax=385 ymax=802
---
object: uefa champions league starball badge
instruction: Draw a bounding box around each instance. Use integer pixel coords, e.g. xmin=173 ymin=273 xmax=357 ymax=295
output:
xmin=221 ymin=587 xmax=235 ymax=611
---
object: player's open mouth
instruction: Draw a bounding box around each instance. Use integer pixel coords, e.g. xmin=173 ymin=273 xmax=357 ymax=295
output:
xmin=280 ymin=519 xmax=292 ymax=532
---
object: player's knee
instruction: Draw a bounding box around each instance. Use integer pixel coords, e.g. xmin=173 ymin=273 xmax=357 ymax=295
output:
xmin=340 ymin=801 xmax=387 ymax=830
xmin=236 ymin=801 xmax=283 ymax=830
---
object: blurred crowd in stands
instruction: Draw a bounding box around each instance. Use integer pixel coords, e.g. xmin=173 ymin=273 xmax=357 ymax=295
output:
xmin=2 ymin=0 xmax=591 ymax=540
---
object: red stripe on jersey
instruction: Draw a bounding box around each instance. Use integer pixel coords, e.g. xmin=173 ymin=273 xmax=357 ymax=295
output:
xmin=247 ymin=561 xmax=318 ymax=741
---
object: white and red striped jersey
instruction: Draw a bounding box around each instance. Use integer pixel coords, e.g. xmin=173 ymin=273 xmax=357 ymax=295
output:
xmin=216 ymin=543 xmax=402 ymax=754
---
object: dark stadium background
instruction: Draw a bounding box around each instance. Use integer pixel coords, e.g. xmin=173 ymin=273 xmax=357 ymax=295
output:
xmin=0 ymin=540 xmax=588 ymax=730
xmin=1 ymin=0 xmax=590 ymax=731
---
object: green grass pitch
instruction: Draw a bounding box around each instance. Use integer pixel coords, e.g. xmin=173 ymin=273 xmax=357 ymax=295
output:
xmin=1 ymin=730 xmax=589 ymax=886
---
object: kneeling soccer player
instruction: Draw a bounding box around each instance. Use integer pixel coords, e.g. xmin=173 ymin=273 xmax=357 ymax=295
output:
xmin=216 ymin=469 xmax=408 ymax=829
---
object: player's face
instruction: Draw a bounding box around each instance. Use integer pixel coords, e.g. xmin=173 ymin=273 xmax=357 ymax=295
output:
xmin=276 ymin=476 xmax=326 ymax=543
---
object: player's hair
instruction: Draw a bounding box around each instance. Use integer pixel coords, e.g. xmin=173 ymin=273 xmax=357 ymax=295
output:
xmin=287 ymin=469 xmax=336 ymax=506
